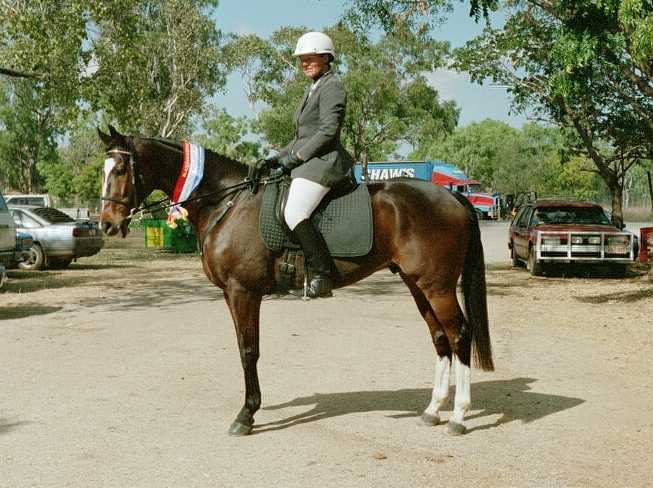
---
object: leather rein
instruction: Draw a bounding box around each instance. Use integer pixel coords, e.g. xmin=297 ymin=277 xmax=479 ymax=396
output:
xmin=101 ymin=148 xmax=277 ymax=226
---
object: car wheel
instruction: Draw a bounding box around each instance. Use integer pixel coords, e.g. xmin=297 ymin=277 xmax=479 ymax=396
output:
xmin=527 ymin=249 xmax=543 ymax=276
xmin=18 ymin=243 xmax=45 ymax=270
xmin=510 ymin=243 xmax=520 ymax=267
xmin=475 ymin=208 xmax=483 ymax=221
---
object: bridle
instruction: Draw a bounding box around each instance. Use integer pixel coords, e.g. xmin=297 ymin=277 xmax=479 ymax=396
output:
xmin=101 ymin=146 xmax=276 ymax=222
xmin=101 ymin=148 xmax=144 ymax=217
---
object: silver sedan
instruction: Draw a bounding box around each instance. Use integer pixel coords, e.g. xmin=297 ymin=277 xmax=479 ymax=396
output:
xmin=9 ymin=205 xmax=104 ymax=270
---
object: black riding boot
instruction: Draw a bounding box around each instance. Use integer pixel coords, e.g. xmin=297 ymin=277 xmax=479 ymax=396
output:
xmin=293 ymin=219 xmax=335 ymax=298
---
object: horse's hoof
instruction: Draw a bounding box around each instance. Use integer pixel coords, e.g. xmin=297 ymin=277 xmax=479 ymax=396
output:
xmin=228 ymin=421 xmax=253 ymax=436
xmin=421 ymin=413 xmax=441 ymax=426
xmin=446 ymin=421 xmax=467 ymax=436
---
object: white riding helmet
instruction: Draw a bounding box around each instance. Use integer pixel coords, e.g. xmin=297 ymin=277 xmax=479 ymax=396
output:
xmin=293 ymin=31 xmax=335 ymax=58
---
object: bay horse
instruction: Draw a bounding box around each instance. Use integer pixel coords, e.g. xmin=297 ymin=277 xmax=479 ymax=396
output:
xmin=98 ymin=126 xmax=494 ymax=436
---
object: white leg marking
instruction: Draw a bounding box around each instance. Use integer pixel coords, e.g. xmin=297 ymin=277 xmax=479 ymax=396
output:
xmin=451 ymin=354 xmax=471 ymax=425
xmin=424 ymin=354 xmax=451 ymax=417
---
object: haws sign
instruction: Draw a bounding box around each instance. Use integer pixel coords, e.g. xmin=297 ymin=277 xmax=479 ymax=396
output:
xmin=354 ymin=160 xmax=502 ymax=220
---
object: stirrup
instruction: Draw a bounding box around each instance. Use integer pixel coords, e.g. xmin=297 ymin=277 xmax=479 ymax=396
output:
xmin=304 ymin=274 xmax=333 ymax=299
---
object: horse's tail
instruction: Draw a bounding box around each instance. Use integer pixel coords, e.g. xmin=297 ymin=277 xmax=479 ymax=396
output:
xmin=451 ymin=192 xmax=494 ymax=371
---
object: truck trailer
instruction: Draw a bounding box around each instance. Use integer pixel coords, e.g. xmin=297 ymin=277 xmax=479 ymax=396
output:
xmin=354 ymin=160 xmax=501 ymax=219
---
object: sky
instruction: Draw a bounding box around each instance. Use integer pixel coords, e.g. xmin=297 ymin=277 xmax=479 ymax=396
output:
xmin=211 ymin=0 xmax=528 ymax=128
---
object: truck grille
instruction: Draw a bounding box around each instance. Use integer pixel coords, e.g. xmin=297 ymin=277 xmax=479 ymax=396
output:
xmin=537 ymin=231 xmax=633 ymax=261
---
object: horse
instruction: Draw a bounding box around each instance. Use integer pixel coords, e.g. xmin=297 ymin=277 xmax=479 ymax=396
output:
xmin=98 ymin=125 xmax=494 ymax=437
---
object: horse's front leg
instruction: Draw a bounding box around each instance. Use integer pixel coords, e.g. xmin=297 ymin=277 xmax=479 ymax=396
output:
xmin=224 ymin=284 xmax=262 ymax=436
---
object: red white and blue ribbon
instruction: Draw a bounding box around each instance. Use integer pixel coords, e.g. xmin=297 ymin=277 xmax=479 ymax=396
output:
xmin=167 ymin=141 xmax=205 ymax=228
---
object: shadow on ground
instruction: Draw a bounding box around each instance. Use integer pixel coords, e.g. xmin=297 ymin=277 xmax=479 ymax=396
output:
xmin=0 ymin=304 xmax=62 ymax=320
xmin=0 ymin=416 xmax=32 ymax=435
xmin=256 ymin=377 xmax=583 ymax=435
xmin=574 ymin=287 xmax=653 ymax=304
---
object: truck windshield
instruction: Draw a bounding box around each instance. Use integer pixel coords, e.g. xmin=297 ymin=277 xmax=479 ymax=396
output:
xmin=533 ymin=207 xmax=611 ymax=225
xmin=467 ymin=183 xmax=482 ymax=193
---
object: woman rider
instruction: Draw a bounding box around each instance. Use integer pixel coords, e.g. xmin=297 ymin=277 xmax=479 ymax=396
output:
xmin=266 ymin=31 xmax=355 ymax=299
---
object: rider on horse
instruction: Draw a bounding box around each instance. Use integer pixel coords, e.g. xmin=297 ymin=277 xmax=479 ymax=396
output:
xmin=265 ymin=32 xmax=355 ymax=299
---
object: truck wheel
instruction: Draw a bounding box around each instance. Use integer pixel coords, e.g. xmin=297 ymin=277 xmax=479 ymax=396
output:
xmin=510 ymin=245 xmax=520 ymax=267
xmin=18 ymin=243 xmax=45 ymax=270
xmin=527 ymin=249 xmax=543 ymax=276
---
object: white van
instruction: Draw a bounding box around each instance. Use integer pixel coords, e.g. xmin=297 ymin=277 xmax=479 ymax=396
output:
xmin=4 ymin=193 xmax=52 ymax=207
xmin=0 ymin=192 xmax=18 ymax=288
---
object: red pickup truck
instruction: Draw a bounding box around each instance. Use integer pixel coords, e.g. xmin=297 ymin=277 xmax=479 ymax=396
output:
xmin=509 ymin=199 xmax=638 ymax=276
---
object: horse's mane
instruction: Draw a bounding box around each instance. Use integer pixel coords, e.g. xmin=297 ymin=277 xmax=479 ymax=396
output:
xmin=139 ymin=136 xmax=249 ymax=168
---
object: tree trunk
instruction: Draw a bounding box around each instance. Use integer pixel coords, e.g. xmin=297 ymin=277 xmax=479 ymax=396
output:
xmin=646 ymin=171 xmax=653 ymax=212
xmin=361 ymin=150 xmax=369 ymax=183
xmin=610 ymin=180 xmax=625 ymax=229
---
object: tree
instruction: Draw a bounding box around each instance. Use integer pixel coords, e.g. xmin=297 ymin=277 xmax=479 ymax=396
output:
xmin=193 ymin=108 xmax=263 ymax=164
xmin=88 ymin=0 xmax=230 ymax=138
xmin=413 ymin=119 xmax=605 ymax=199
xmin=0 ymin=80 xmax=58 ymax=193
xmin=232 ymin=23 xmax=457 ymax=175
xmin=451 ymin=1 xmax=653 ymax=226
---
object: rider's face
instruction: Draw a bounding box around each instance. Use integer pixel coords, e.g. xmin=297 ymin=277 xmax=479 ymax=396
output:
xmin=299 ymin=54 xmax=329 ymax=80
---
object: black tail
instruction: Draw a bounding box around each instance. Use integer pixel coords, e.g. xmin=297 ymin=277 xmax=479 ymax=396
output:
xmin=451 ymin=192 xmax=494 ymax=371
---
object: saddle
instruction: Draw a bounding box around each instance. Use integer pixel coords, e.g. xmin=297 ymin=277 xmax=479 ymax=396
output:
xmin=256 ymin=172 xmax=373 ymax=292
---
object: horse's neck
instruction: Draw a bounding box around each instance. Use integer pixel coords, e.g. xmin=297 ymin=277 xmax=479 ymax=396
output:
xmin=141 ymin=140 xmax=247 ymax=225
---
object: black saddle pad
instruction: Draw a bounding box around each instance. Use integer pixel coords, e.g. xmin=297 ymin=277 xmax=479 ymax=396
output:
xmin=259 ymin=180 xmax=373 ymax=257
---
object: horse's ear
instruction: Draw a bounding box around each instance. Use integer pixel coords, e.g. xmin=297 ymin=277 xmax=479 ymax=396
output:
xmin=97 ymin=128 xmax=112 ymax=147
xmin=108 ymin=125 xmax=119 ymax=137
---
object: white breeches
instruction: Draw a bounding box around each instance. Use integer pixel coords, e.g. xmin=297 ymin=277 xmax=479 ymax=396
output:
xmin=283 ymin=177 xmax=330 ymax=231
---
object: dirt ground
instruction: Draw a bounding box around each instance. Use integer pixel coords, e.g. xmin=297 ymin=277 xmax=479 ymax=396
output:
xmin=1 ymin=222 xmax=653 ymax=488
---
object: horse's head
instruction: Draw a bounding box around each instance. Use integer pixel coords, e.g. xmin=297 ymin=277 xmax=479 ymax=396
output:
xmin=97 ymin=125 xmax=141 ymax=237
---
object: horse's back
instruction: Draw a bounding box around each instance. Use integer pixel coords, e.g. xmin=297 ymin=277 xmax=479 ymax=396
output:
xmin=367 ymin=178 xmax=471 ymax=283
xmin=368 ymin=178 xmax=470 ymax=226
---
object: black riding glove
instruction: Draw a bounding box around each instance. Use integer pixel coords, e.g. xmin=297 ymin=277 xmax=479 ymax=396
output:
xmin=269 ymin=166 xmax=287 ymax=178
xmin=264 ymin=154 xmax=281 ymax=169
xmin=278 ymin=152 xmax=302 ymax=171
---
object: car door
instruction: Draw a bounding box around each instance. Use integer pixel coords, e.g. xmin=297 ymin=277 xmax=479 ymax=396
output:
xmin=0 ymin=194 xmax=16 ymax=256
xmin=513 ymin=206 xmax=534 ymax=259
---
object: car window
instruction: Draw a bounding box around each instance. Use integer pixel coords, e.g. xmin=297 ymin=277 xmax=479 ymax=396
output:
xmin=512 ymin=207 xmax=525 ymax=226
xmin=536 ymin=206 xmax=611 ymax=225
xmin=11 ymin=210 xmax=23 ymax=226
xmin=0 ymin=194 xmax=7 ymax=211
xmin=32 ymin=207 xmax=74 ymax=223
xmin=516 ymin=207 xmax=532 ymax=227
xmin=14 ymin=211 xmax=41 ymax=229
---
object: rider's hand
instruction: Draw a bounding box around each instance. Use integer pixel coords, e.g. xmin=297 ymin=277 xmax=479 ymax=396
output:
xmin=269 ymin=166 xmax=288 ymax=178
xmin=278 ymin=152 xmax=302 ymax=171
xmin=264 ymin=154 xmax=280 ymax=169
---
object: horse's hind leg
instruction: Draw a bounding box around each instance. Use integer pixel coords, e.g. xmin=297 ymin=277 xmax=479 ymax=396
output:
xmin=401 ymin=274 xmax=452 ymax=427
xmin=425 ymin=288 xmax=472 ymax=436
xmin=224 ymin=285 xmax=262 ymax=436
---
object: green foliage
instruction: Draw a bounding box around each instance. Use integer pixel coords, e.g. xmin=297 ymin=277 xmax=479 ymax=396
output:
xmin=89 ymin=0 xmax=229 ymax=137
xmin=194 ymin=108 xmax=263 ymax=165
xmin=413 ymin=119 xmax=605 ymax=199
xmin=236 ymin=23 xmax=457 ymax=164
xmin=452 ymin=0 xmax=653 ymax=225
xmin=0 ymin=80 xmax=58 ymax=193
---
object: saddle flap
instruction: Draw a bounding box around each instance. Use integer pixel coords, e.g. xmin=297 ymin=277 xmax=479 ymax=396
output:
xmin=260 ymin=181 xmax=373 ymax=257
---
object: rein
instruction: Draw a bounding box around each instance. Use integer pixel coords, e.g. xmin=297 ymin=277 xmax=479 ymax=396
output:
xmin=102 ymin=146 xmax=281 ymax=223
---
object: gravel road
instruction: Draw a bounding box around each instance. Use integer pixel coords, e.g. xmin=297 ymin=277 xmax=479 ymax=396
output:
xmin=1 ymin=222 xmax=652 ymax=488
